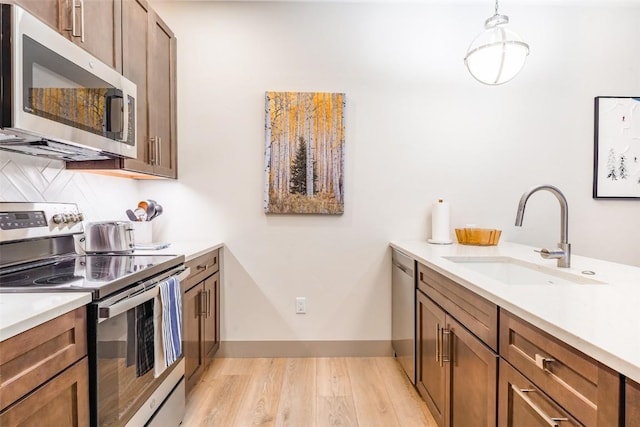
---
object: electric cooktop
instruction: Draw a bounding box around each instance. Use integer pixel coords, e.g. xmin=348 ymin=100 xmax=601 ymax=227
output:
xmin=0 ymin=253 xmax=184 ymax=300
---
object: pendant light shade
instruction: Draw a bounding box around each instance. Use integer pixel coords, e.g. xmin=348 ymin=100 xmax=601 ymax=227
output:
xmin=464 ymin=2 xmax=529 ymax=85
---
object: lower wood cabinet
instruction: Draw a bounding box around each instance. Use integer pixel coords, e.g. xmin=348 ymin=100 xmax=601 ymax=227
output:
xmin=499 ymin=358 xmax=581 ymax=426
xmin=500 ymin=309 xmax=619 ymax=426
xmin=183 ymin=249 xmax=220 ymax=393
xmin=406 ymin=258 xmax=628 ymax=427
xmin=627 ymin=378 xmax=640 ymax=426
xmin=0 ymin=358 xmax=89 ymax=427
xmin=416 ymin=289 xmax=498 ymax=427
xmin=0 ymin=306 xmax=89 ymax=426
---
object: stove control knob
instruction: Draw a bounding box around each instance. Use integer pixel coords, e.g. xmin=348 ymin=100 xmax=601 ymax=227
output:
xmin=52 ymin=213 xmax=66 ymax=224
xmin=77 ymin=212 xmax=85 ymax=222
xmin=67 ymin=213 xmax=78 ymax=222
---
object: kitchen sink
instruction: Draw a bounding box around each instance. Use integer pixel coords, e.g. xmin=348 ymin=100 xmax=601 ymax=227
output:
xmin=443 ymin=256 xmax=606 ymax=285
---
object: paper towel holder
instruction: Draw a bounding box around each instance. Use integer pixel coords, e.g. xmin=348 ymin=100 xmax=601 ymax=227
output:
xmin=428 ymin=198 xmax=453 ymax=245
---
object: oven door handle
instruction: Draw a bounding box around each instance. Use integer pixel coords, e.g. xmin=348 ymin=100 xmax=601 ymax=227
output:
xmin=98 ymin=268 xmax=190 ymax=321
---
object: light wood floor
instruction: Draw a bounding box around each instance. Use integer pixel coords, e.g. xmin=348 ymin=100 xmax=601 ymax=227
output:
xmin=184 ymin=357 xmax=437 ymax=427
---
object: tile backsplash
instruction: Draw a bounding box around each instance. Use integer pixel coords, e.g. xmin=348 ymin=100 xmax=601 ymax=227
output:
xmin=0 ymin=151 xmax=140 ymax=222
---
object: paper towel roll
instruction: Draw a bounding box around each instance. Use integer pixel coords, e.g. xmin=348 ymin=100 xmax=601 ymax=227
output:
xmin=429 ymin=199 xmax=452 ymax=244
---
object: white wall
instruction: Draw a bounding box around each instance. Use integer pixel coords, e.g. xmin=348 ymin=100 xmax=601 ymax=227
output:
xmin=144 ymin=1 xmax=640 ymax=343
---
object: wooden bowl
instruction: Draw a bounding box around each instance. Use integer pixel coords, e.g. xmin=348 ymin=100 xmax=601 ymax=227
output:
xmin=455 ymin=228 xmax=501 ymax=246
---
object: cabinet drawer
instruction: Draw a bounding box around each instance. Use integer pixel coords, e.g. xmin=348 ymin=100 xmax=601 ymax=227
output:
xmin=418 ymin=263 xmax=498 ymax=351
xmin=499 ymin=358 xmax=582 ymax=426
xmin=183 ymin=249 xmax=219 ymax=292
xmin=499 ymin=309 xmax=620 ymax=426
xmin=0 ymin=357 xmax=89 ymax=426
xmin=0 ymin=306 xmax=87 ymax=411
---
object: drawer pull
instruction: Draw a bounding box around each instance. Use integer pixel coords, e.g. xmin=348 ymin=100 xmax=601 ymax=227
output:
xmin=535 ymin=353 xmax=555 ymax=371
xmin=197 ymin=264 xmax=208 ymax=271
xmin=512 ymin=385 xmax=568 ymax=426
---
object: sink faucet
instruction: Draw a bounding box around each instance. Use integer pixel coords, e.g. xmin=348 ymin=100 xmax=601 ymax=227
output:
xmin=514 ymin=184 xmax=571 ymax=268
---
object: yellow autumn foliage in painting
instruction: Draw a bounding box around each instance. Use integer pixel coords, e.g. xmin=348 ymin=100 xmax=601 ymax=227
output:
xmin=264 ymin=92 xmax=345 ymax=214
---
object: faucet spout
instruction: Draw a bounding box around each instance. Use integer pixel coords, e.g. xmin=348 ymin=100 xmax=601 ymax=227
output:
xmin=514 ymin=184 xmax=571 ymax=267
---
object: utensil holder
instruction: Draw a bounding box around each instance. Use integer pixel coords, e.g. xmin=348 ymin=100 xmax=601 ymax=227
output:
xmin=132 ymin=222 xmax=153 ymax=244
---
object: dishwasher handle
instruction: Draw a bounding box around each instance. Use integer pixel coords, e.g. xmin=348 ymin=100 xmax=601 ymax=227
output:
xmin=98 ymin=267 xmax=190 ymax=321
xmin=392 ymin=259 xmax=413 ymax=277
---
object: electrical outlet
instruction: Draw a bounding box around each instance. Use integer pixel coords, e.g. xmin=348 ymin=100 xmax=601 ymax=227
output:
xmin=295 ymin=297 xmax=306 ymax=314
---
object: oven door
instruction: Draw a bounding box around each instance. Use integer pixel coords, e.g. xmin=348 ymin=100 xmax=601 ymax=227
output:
xmin=90 ymin=266 xmax=189 ymax=427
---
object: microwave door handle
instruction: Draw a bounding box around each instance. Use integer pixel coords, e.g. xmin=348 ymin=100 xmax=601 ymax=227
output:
xmin=121 ymin=93 xmax=129 ymax=143
xmin=105 ymin=90 xmax=124 ymax=139
xmin=99 ymin=286 xmax=158 ymax=322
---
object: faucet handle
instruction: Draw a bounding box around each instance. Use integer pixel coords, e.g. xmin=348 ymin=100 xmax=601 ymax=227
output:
xmin=535 ymin=248 xmax=566 ymax=259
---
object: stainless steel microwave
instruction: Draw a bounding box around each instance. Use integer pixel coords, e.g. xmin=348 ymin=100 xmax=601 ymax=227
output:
xmin=0 ymin=4 xmax=137 ymax=161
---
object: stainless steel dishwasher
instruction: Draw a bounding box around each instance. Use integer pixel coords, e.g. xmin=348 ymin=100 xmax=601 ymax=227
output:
xmin=391 ymin=249 xmax=416 ymax=384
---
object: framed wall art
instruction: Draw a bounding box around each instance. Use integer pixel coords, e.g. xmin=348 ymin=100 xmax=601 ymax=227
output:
xmin=593 ymin=96 xmax=640 ymax=199
xmin=264 ymin=91 xmax=345 ymax=214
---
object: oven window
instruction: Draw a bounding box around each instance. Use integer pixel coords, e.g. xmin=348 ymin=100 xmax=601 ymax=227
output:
xmin=97 ymin=302 xmax=159 ymax=427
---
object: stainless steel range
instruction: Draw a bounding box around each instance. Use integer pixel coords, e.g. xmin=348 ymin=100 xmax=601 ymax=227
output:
xmin=0 ymin=202 xmax=187 ymax=427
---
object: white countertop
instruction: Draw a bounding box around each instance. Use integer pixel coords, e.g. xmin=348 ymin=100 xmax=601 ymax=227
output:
xmin=0 ymin=241 xmax=224 ymax=342
xmin=134 ymin=241 xmax=224 ymax=262
xmin=391 ymin=240 xmax=640 ymax=383
xmin=0 ymin=292 xmax=92 ymax=341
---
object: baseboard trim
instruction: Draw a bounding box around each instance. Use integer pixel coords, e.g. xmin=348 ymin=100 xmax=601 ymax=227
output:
xmin=216 ymin=340 xmax=393 ymax=358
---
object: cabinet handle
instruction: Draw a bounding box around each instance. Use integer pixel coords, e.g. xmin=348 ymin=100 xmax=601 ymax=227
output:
xmin=199 ymin=290 xmax=206 ymax=316
xmin=535 ymin=353 xmax=555 ymax=371
xmin=197 ymin=264 xmax=208 ymax=271
xmin=203 ymin=289 xmax=208 ymax=318
xmin=78 ymin=0 xmax=85 ymax=43
xmin=435 ymin=323 xmax=440 ymax=364
xmin=441 ymin=328 xmax=451 ymax=363
xmin=206 ymin=289 xmax=212 ymax=317
xmin=157 ymin=137 xmax=162 ymax=166
xmin=148 ymin=137 xmax=156 ymax=164
xmin=195 ymin=290 xmax=201 ymax=317
xmin=68 ymin=0 xmax=78 ymax=36
xmin=67 ymin=0 xmax=85 ymax=41
xmin=511 ymin=386 xmax=569 ymax=426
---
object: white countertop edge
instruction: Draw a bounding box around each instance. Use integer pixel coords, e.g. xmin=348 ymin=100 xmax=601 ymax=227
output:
xmin=133 ymin=241 xmax=224 ymax=262
xmin=390 ymin=240 xmax=640 ymax=384
xmin=0 ymin=292 xmax=92 ymax=341
xmin=183 ymin=242 xmax=224 ymax=262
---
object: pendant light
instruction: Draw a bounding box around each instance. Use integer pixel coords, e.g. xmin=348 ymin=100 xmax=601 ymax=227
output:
xmin=464 ymin=0 xmax=529 ymax=85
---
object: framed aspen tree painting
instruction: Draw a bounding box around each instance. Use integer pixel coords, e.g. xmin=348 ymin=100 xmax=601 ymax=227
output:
xmin=264 ymin=91 xmax=346 ymax=214
xmin=593 ymin=96 xmax=640 ymax=199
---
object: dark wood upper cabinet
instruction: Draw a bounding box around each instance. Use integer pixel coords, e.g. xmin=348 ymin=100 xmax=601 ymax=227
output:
xmin=65 ymin=0 xmax=178 ymax=179
xmin=145 ymin=10 xmax=177 ymax=178
xmin=10 ymin=0 xmax=60 ymax=28
xmin=13 ymin=0 xmax=122 ymax=72
xmin=61 ymin=0 xmax=122 ymax=72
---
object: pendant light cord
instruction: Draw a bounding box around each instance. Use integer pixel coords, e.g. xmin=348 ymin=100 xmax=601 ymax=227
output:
xmin=494 ymin=0 xmax=499 ymax=15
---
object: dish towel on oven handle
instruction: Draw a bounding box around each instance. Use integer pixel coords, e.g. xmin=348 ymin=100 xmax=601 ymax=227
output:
xmin=153 ymin=276 xmax=183 ymax=378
